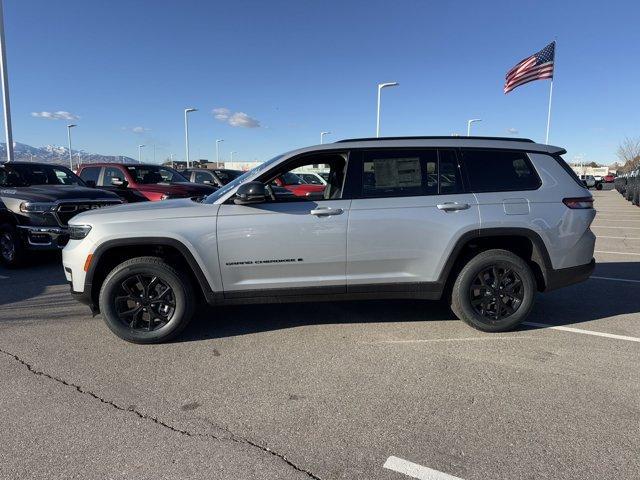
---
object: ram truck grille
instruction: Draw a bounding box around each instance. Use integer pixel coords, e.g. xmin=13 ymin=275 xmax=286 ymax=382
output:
xmin=54 ymin=201 xmax=121 ymax=226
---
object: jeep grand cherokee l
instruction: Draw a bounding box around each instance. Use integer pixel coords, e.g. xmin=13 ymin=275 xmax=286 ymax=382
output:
xmin=62 ymin=137 xmax=596 ymax=343
xmin=0 ymin=162 xmax=121 ymax=267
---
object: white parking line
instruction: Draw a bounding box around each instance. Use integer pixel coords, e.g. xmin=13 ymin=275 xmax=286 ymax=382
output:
xmin=383 ymin=456 xmax=463 ymax=480
xmin=594 ymin=250 xmax=640 ymax=256
xmin=591 ymin=275 xmax=640 ymax=284
xmin=592 ymin=226 xmax=640 ymax=230
xmin=596 ymin=236 xmax=640 ymax=240
xmin=523 ymin=322 xmax=640 ymax=343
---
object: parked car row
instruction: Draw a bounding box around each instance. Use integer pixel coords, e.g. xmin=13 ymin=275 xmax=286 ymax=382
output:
xmin=614 ymin=169 xmax=640 ymax=206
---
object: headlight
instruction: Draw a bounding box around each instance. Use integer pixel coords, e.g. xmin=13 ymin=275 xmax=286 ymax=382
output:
xmin=68 ymin=224 xmax=92 ymax=240
xmin=20 ymin=202 xmax=55 ymax=213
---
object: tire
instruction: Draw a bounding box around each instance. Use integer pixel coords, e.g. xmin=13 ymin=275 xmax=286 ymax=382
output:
xmin=98 ymin=256 xmax=195 ymax=344
xmin=451 ymin=249 xmax=536 ymax=332
xmin=0 ymin=222 xmax=25 ymax=268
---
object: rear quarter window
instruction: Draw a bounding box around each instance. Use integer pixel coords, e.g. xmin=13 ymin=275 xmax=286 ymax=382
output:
xmin=460 ymin=149 xmax=541 ymax=193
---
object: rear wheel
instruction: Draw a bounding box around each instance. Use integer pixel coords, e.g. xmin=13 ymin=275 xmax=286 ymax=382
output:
xmin=0 ymin=223 xmax=25 ymax=268
xmin=99 ymin=256 xmax=195 ymax=343
xmin=451 ymin=249 xmax=535 ymax=332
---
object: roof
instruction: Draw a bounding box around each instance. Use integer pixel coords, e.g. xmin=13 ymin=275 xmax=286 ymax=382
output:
xmin=1 ymin=161 xmax=73 ymax=168
xmin=77 ymin=162 xmax=157 ymax=168
xmin=272 ymin=137 xmax=567 ymax=159
xmin=335 ymin=135 xmax=536 ymax=144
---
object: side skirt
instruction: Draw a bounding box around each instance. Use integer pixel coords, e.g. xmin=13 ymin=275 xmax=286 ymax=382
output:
xmin=206 ymin=282 xmax=444 ymax=306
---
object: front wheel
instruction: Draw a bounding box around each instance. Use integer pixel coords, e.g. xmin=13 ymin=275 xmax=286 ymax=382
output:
xmin=0 ymin=223 xmax=25 ymax=268
xmin=99 ymin=256 xmax=195 ymax=344
xmin=451 ymin=249 xmax=536 ymax=332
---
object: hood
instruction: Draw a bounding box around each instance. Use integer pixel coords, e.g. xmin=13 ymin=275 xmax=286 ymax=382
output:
xmin=137 ymin=182 xmax=217 ymax=195
xmin=70 ymin=197 xmax=218 ymax=224
xmin=0 ymin=184 xmax=121 ymax=202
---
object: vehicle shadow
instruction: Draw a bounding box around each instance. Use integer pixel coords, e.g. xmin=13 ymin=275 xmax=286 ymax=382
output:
xmin=0 ymin=252 xmax=64 ymax=307
xmin=180 ymin=261 xmax=640 ymax=342
xmin=179 ymin=298 xmax=457 ymax=342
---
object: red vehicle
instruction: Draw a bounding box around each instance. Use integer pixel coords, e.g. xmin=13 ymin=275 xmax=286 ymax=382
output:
xmin=76 ymin=163 xmax=216 ymax=202
xmin=270 ymin=171 xmax=325 ymax=197
xmin=604 ymin=174 xmax=615 ymax=183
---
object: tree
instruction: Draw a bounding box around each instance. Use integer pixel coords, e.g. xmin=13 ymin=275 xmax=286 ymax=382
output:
xmin=616 ymin=137 xmax=640 ymax=172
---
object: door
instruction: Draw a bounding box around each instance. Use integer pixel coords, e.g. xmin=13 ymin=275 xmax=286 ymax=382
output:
xmin=346 ymin=149 xmax=480 ymax=289
xmin=216 ymin=152 xmax=351 ymax=296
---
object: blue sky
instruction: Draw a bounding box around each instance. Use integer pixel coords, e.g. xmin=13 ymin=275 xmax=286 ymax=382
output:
xmin=3 ymin=0 xmax=639 ymax=165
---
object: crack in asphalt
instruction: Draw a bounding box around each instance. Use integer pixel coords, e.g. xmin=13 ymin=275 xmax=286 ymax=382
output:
xmin=0 ymin=347 xmax=323 ymax=480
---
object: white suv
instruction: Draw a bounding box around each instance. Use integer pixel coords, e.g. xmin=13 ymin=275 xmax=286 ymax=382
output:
xmin=63 ymin=137 xmax=596 ymax=343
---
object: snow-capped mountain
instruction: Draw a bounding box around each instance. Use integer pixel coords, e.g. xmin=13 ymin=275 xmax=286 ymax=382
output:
xmin=0 ymin=142 xmax=136 ymax=164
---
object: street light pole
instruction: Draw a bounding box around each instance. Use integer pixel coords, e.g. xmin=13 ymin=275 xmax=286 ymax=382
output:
xmin=466 ymin=118 xmax=482 ymax=136
xmin=184 ymin=107 xmax=197 ymax=169
xmin=230 ymin=151 xmax=236 ymax=162
xmin=376 ymin=82 xmax=399 ymax=137
xmin=138 ymin=144 xmax=145 ymax=163
xmin=320 ymin=131 xmax=331 ymax=144
xmin=216 ymin=139 xmax=224 ymax=163
xmin=66 ymin=124 xmax=76 ymax=170
xmin=0 ymin=0 xmax=14 ymax=163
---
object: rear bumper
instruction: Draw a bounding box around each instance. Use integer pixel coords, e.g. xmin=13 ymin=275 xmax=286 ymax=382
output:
xmin=544 ymin=258 xmax=595 ymax=292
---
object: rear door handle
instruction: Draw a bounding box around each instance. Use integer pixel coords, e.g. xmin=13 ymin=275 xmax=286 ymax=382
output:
xmin=437 ymin=202 xmax=470 ymax=212
xmin=310 ymin=207 xmax=344 ymax=216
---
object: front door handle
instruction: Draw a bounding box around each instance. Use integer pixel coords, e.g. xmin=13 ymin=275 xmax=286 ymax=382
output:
xmin=437 ymin=202 xmax=470 ymax=212
xmin=310 ymin=207 xmax=344 ymax=216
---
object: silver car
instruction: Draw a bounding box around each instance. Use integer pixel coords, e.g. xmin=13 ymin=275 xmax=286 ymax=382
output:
xmin=63 ymin=136 xmax=596 ymax=343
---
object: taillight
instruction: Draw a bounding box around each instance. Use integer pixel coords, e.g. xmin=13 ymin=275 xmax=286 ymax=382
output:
xmin=563 ymin=197 xmax=594 ymax=209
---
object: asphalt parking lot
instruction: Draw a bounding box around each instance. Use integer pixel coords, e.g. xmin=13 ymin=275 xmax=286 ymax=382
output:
xmin=1 ymin=187 xmax=639 ymax=480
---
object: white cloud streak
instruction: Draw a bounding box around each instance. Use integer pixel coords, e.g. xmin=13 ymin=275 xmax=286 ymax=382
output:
xmin=507 ymin=127 xmax=519 ymax=134
xmin=212 ymin=107 xmax=260 ymax=128
xmin=31 ymin=111 xmax=80 ymax=121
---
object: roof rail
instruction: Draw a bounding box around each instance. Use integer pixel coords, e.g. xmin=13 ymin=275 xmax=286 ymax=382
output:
xmin=335 ymin=136 xmax=536 ymax=144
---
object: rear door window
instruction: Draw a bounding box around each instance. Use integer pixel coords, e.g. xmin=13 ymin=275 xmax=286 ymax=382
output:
xmin=79 ymin=166 xmax=101 ymax=184
xmin=360 ymin=149 xmax=462 ymax=198
xmin=101 ymin=167 xmax=125 ymax=186
xmin=460 ymin=149 xmax=541 ymax=192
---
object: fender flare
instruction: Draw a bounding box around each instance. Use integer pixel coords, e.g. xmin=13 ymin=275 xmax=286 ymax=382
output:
xmin=437 ymin=227 xmax=553 ymax=288
xmin=85 ymin=237 xmax=215 ymax=304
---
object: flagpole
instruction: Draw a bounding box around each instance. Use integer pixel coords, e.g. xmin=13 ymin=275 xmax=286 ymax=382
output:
xmin=545 ymin=79 xmax=553 ymax=144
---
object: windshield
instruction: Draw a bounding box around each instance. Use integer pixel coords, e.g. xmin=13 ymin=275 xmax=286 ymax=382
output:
xmin=203 ymin=155 xmax=284 ymax=204
xmin=126 ymin=165 xmax=188 ymax=184
xmin=0 ymin=164 xmax=85 ymax=187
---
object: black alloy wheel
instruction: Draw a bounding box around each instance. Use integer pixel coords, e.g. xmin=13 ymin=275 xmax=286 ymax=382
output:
xmin=99 ymin=256 xmax=195 ymax=343
xmin=114 ymin=274 xmax=176 ymax=332
xmin=469 ymin=264 xmax=524 ymax=322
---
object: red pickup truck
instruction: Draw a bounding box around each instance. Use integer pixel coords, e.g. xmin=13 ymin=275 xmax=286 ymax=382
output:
xmin=271 ymin=172 xmax=325 ymax=197
xmin=76 ymin=163 xmax=216 ymax=202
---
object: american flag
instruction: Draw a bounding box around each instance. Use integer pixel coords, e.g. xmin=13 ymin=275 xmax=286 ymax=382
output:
xmin=504 ymin=41 xmax=555 ymax=94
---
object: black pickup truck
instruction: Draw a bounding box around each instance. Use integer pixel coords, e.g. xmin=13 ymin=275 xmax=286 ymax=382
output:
xmin=0 ymin=162 xmax=121 ymax=267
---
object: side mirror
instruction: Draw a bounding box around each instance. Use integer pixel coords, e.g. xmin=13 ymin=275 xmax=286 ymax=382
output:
xmin=234 ymin=181 xmax=266 ymax=205
xmin=85 ymin=180 xmax=96 ymax=188
xmin=111 ymin=177 xmax=128 ymax=188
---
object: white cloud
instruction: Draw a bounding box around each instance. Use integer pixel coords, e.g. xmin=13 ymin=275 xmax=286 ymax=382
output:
xmin=212 ymin=107 xmax=231 ymax=121
xmin=212 ymin=107 xmax=260 ymax=128
xmin=506 ymin=127 xmax=519 ymax=134
xmin=31 ymin=111 xmax=80 ymax=121
xmin=121 ymin=126 xmax=151 ymax=134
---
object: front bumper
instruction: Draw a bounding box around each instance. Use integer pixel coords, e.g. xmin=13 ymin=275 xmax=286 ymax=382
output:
xmin=17 ymin=225 xmax=69 ymax=250
xmin=544 ymin=258 xmax=595 ymax=292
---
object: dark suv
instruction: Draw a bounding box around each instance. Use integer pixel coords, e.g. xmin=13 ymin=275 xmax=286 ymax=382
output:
xmin=0 ymin=162 xmax=121 ymax=266
xmin=77 ymin=163 xmax=217 ymax=202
